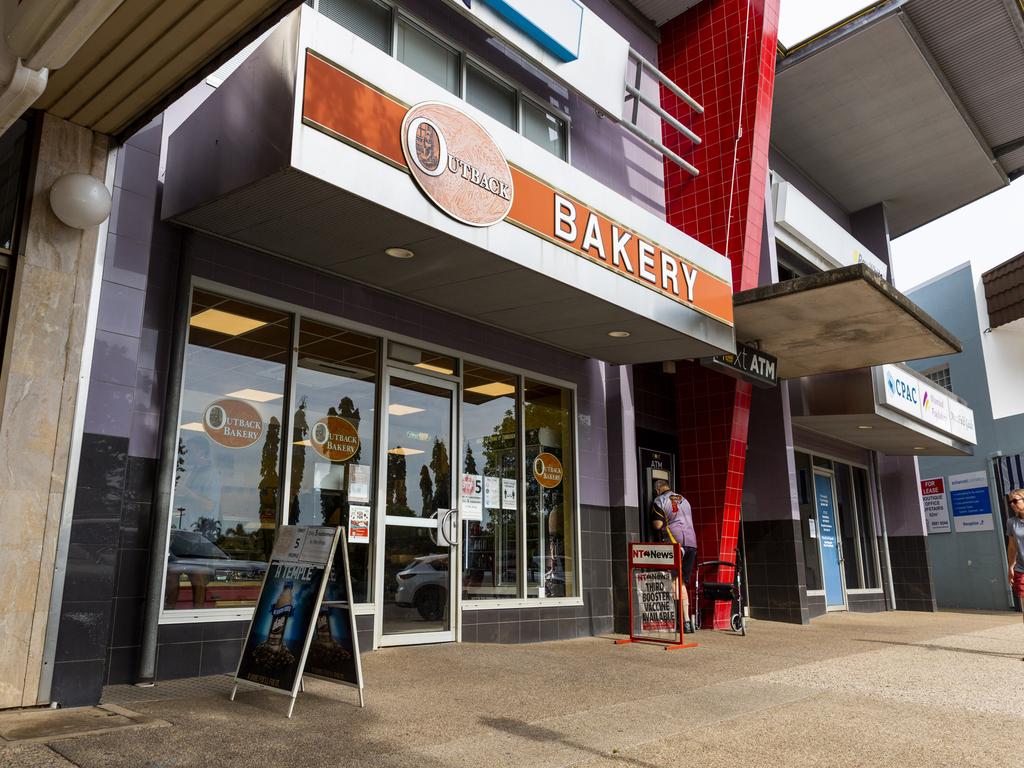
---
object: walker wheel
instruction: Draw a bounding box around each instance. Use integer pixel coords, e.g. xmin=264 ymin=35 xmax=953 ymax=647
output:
xmin=731 ymin=614 xmax=744 ymax=634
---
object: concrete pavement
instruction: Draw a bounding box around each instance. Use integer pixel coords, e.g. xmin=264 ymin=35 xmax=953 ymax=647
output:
xmin=3 ymin=610 xmax=1021 ymax=768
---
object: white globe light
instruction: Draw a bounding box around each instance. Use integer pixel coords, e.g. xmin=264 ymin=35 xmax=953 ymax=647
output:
xmin=49 ymin=173 xmax=112 ymax=229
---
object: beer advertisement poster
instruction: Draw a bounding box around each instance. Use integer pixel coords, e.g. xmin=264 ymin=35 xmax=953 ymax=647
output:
xmin=304 ymin=568 xmax=360 ymax=687
xmin=235 ymin=526 xmax=339 ymax=694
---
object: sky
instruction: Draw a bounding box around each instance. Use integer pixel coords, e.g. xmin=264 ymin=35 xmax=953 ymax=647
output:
xmin=778 ymin=0 xmax=1024 ymax=292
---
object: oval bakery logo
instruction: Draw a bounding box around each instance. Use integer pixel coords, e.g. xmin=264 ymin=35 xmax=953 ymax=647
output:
xmin=401 ymin=102 xmax=514 ymax=227
xmin=203 ymin=399 xmax=264 ymax=449
xmin=310 ymin=415 xmax=360 ymax=463
xmin=533 ymin=452 xmax=563 ymax=489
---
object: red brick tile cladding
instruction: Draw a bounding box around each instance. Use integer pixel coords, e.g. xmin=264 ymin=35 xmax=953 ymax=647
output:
xmin=658 ymin=0 xmax=780 ymax=628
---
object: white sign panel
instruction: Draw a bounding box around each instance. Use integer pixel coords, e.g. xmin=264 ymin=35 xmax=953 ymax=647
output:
xmin=347 ymin=505 xmax=370 ymax=544
xmin=348 ymin=464 xmax=371 ymax=503
xmin=920 ymin=477 xmax=951 ymax=534
xmin=461 ymin=474 xmax=483 ymax=521
xmin=636 ymin=570 xmax=676 ymax=632
xmin=630 ymin=543 xmax=676 ymax=566
xmin=484 ymin=476 xmax=500 ymax=509
xmin=948 ymin=399 xmax=977 ymax=444
xmin=948 ymin=471 xmax=994 ymax=533
xmin=882 ymin=364 xmax=923 ymax=419
xmin=501 ymin=478 xmax=517 ymax=510
xmin=919 ymin=385 xmax=951 ymax=433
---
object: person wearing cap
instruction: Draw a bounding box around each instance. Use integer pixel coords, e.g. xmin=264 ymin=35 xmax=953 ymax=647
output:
xmin=1007 ymin=487 xmax=1024 ymax=659
xmin=651 ymin=478 xmax=697 ymax=633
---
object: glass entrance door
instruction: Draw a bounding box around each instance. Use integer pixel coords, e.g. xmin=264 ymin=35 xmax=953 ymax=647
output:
xmin=813 ymin=471 xmax=847 ymax=609
xmin=376 ymin=370 xmax=458 ymax=645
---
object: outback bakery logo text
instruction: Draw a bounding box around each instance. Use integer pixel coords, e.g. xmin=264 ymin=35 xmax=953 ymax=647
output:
xmin=401 ymin=102 xmax=515 ymax=227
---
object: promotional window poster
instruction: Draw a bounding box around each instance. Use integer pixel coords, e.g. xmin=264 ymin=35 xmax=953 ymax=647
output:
xmin=236 ymin=559 xmax=329 ymax=692
xmin=303 ymin=560 xmax=361 ymax=688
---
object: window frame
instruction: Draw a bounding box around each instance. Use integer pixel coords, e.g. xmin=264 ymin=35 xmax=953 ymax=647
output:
xmin=159 ymin=277 xmax=583 ymax=625
xmin=310 ymin=0 xmax=572 ymax=161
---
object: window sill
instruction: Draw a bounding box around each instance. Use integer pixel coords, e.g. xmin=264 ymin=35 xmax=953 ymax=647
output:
xmin=462 ymin=597 xmax=584 ymax=611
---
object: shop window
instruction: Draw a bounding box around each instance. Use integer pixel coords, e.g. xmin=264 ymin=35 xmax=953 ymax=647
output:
xmin=923 ymin=364 xmax=953 ymax=394
xmin=313 ymin=1 xmax=570 ymax=160
xmin=525 ymin=379 xmax=577 ymax=598
xmin=521 ymin=98 xmax=566 ymax=160
xmin=165 ymin=292 xmax=291 ymax=612
xmin=288 ymin=320 xmax=380 ymax=602
xmin=795 ymin=451 xmax=823 ymax=591
xmin=396 ymin=18 xmax=461 ymax=96
xmin=466 ymin=62 xmax=518 ymax=130
xmin=317 ymin=0 xmax=392 ymax=54
xmin=461 ymin=365 xmax=519 ymax=600
xmin=834 ymin=462 xmax=881 ymax=591
xmin=851 ymin=467 xmax=880 ymax=589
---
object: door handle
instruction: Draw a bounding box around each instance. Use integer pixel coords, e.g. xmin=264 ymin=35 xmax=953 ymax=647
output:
xmin=439 ymin=508 xmax=458 ymax=547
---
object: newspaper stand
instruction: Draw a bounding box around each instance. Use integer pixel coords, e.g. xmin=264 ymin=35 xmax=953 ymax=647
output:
xmin=615 ymin=542 xmax=697 ymax=651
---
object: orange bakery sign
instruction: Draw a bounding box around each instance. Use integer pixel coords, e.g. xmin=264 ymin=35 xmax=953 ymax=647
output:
xmin=302 ymin=51 xmax=732 ymax=326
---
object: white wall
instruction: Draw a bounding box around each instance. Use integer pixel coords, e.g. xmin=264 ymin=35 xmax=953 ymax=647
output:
xmin=892 ymin=177 xmax=1024 ymax=422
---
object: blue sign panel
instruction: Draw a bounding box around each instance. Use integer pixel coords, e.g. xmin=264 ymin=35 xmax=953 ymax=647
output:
xmin=475 ymin=0 xmax=584 ymax=62
xmin=814 ymin=473 xmax=845 ymax=608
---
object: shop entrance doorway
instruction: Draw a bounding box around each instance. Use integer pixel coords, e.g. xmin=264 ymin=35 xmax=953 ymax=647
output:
xmin=813 ymin=471 xmax=846 ymax=609
xmin=375 ymin=370 xmax=458 ymax=646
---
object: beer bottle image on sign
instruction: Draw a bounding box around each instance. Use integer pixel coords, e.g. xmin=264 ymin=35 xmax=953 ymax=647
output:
xmin=268 ymin=581 xmax=294 ymax=649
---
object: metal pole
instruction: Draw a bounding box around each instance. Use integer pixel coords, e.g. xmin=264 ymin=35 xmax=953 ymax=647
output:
xmin=871 ymin=452 xmax=897 ymax=610
xmin=136 ymin=246 xmax=193 ymax=685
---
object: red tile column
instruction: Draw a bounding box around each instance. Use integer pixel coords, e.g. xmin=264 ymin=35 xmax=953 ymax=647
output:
xmin=659 ymin=0 xmax=780 ymax=628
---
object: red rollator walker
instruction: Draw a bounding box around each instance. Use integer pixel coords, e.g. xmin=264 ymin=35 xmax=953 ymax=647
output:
xmin=691 ymin=549 xmax=746 ymax=635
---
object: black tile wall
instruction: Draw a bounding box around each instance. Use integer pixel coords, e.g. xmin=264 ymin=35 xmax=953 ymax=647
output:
xmin=741 ymin=518 xmax=810 ymax=624
xmin=887 ymin=535 xmax=937 ymax=612
xmin=462 ymin=504 xmax=617 ymax=643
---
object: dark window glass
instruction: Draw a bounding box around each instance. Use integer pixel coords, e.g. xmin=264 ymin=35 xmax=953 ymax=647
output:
xmin=396 ymin=19 xmax=460 ymax=95
xmin=318 ymin=0 xmax=392 ymax=54
xmin=462 ymin=365 xmax=518 ymax=600
xmin=289 ymin=320 xmax=379 ymax=602
xmin=852 ymin=467 xmax=879 ymax=589
xmin=166 ymin=292 xmax=290 ymax=612
xmin=796 ymin=451 xmax=822 ymax=591
xmin=466 ymin=62 xmax=516 ymax=129
xmin=524 ymin=379 xmax=576 ymax=598
xmin=0 ymin=118 xmax=27 ymax=252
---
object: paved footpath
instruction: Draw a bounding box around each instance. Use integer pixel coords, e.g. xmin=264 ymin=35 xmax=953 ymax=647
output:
xmin=3 ymin=611 xmax=1021 ymax=768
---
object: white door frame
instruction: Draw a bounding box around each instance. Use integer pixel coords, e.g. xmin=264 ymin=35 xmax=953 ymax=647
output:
xmin=373 ymin=367 xmax=460 ymax=648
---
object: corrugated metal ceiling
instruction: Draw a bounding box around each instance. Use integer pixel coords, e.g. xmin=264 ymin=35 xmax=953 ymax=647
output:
xmin=905 ymin=0 xmax=1024 ymax=176
xmin=32 ymin=0 xmax=300 ymax=138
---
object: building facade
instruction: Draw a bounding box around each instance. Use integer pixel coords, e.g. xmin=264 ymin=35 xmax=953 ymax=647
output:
xmin=1 ymin=0 xmax=1022 ymax=711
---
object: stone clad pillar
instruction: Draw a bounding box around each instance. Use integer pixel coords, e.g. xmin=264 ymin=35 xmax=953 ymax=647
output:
xmin=0 ymin=114 xmax=108 ymax=708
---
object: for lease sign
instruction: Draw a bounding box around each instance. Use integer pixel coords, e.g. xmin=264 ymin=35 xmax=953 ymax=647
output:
xmin=920 ymin=477 xmax=950 ymax=534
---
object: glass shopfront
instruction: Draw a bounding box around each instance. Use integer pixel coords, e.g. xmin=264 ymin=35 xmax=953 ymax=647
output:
xmin=796 ymin=450 xmax=882 ymax=608
xmin=162 ymin=286 xmax=581 ymax=641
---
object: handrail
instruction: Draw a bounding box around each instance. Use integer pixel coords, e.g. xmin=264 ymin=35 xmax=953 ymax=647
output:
xmin=623 ymin=46 xmax=702 ymax=177
xmin=627 ymin=47 xmax=704 ymax=114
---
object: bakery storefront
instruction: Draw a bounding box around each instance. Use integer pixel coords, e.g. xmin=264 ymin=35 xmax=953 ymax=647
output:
xmin=149 ymin=6 xmax=734 ymax=658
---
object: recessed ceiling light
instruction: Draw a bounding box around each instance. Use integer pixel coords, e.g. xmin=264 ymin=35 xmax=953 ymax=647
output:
xmin=913 ymin=446 xmax=926 ymax=451
xmin=226 ymin=388 xmax=282 ymax=402
xmin=388 ymin=403 xmax=425 ymax=416
xmin=466 ymin=382 xmax=516 ymax=397
xmin=180 ymin=422 xmax=205 ymax=432
xmin=414 ymin=362 xmax=454 ymax=375
xmin=388 ymin=447 xmax=425 ymax=456
xmin=857 ymin=425 xmax=873 ymax=430
xmin=608 ymin=330 xmax=631 ymax=338
xmin=385 ymin=247 xmax=415 ymax=259
xmin=190 ymin=308 xmax=267 ymax=336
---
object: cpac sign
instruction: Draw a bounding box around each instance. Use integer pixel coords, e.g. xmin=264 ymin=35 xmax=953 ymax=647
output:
xmin=401 ymin=102 xmax=514 ymax=227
